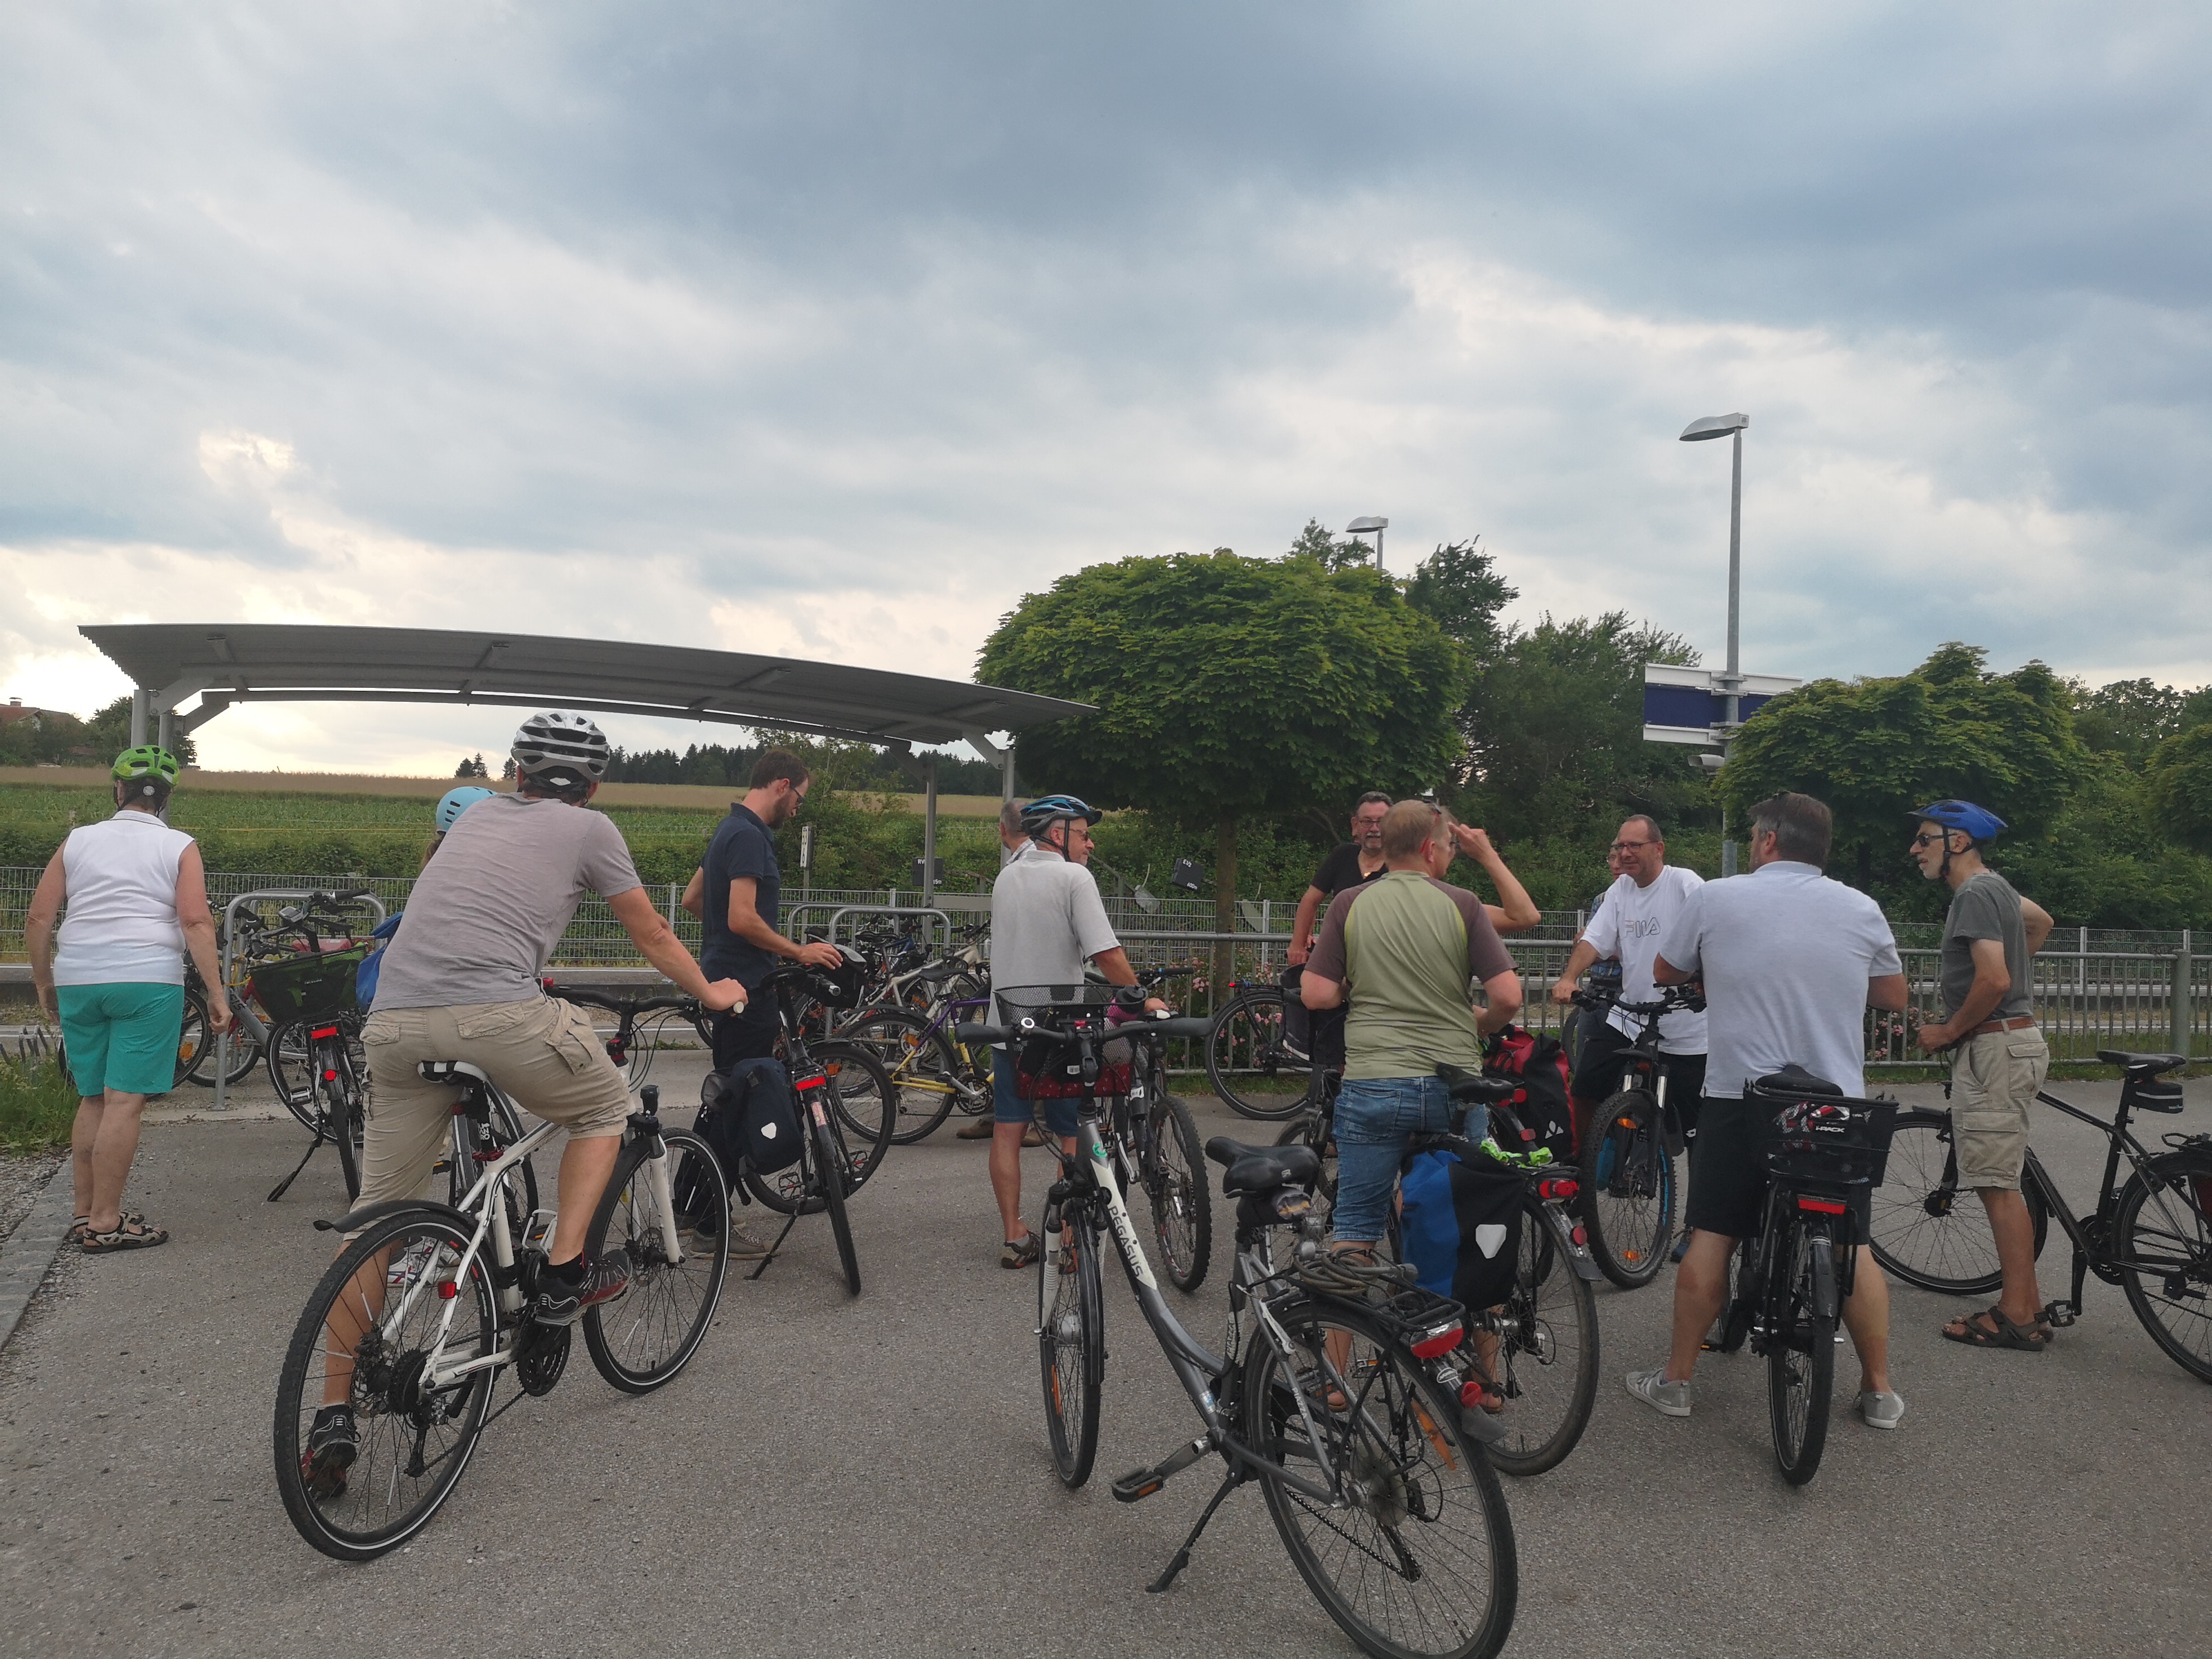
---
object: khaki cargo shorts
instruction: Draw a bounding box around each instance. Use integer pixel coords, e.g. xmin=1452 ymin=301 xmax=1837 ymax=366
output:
xmin=1952 ymin=1026 xmax=2050 ymax=1191
xmin=358 ymin=998 xmax=632 ymax=1207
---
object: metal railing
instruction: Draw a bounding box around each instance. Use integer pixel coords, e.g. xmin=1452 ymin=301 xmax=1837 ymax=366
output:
xmin=3 ymin=869 xmax=2206 ymax=1068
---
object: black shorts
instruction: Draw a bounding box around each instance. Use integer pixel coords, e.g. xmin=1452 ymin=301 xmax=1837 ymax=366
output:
xmin=1570 ymin=1022 xmax=1707 ymax=1138
xmin=1682 ymin=1095 xmax=1778 ymax=1241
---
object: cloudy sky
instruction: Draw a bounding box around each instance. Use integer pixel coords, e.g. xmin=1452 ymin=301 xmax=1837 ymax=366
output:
xmin=4 ymin=3 xmax=2206 ymax=772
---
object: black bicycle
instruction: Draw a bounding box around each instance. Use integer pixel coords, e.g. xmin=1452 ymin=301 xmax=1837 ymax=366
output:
xmin=1102 ymin=992 xmax=1213 ymax=1293
xmin=259 ymin=944 xmax=376 ymax=1203
xmin=1706 ymin=1073 xmax=1899 ymax=1485
xmin=1569 ymin=986 xmax=1705 ymax=1289
xmin=273 ymin=1075 xmax=731 ymax=1559
xmin=958 ymin=985 xmax=1517 ymax=1659
xmin=1205 ymin=976 xmax=1311 ymax=1120
xmin=1868 ymin=1048 xmax=2212 ymax=1383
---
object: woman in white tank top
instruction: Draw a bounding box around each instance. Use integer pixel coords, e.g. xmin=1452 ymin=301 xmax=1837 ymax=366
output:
xmin=25 ymin=747 xmax=230 ymax=1251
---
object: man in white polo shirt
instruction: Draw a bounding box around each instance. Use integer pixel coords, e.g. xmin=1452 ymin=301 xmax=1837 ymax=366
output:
xmin=1629 ymin=792 xmax=1913 ymax=1433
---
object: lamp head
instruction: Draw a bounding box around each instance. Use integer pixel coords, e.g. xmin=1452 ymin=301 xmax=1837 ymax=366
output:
xmin=1345 ymin=516 xmax=1389 ymax=533
xmin=1680 ymin=413 xmax=1749 ymax=442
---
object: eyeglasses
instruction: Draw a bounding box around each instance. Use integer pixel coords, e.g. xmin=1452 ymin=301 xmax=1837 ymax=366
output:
xmin=1608 ymin=841 xmax=1655 ymax=855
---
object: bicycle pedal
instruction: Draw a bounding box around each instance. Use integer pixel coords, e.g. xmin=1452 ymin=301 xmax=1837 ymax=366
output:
xmin=2043 ymin=1300 xmax=2079 ymax=1329
xmin=1112 ymin=1437 xmax=1207 ymax=1503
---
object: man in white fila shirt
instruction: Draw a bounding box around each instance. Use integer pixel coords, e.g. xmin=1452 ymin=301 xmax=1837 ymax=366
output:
xmin=1550 ymin=816 xmax=1708 ymax=1163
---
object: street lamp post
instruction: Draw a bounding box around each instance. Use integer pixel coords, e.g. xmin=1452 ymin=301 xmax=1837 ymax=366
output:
xmin=1345 ymin=515 xmax=1389 ymax=569
xmin=1680 ymin=412 xmax=1749 ymax=875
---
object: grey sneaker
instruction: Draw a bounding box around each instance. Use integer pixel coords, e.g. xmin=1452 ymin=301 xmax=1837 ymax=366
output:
xmin=1857 ymin=1389 xmax=1905 ymax=1430
xmin=1624 ymin=1367 xmax=1692 ymax=1418
xmin=726 ymin=1224 xmax=775 ymax=1261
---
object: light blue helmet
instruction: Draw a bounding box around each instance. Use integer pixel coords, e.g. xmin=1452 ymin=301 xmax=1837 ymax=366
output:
xmin=436 ymin=785 xmax=496 ymax=833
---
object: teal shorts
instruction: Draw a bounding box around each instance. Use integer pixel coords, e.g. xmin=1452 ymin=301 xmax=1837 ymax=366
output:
xmin=56 ymin=982 xmax=186 ymax=1098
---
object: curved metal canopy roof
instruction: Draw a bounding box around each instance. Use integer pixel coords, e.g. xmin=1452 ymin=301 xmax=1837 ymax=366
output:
xmin=80 ymin=622 xmax=1090 ymax=752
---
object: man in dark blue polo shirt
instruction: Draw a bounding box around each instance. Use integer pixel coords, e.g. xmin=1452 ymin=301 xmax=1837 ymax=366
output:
xmin=681 ymin=749 xmax=845 ymax=1068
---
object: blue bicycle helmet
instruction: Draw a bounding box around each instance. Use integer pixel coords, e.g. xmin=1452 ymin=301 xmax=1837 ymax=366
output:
xmin=1019 ymin=793 xmax=1102 ymax=840
xmin=1909 ymin=799 xmax=2007 ymax=843
xmin=436 ymin=785 xmax=497 ymax=832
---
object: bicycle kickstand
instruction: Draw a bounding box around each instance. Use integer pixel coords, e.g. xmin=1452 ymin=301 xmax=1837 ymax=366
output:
xmin=1146 ymin=1468 xmax=1245 ymax=1595
xmin=267 ymin=1125 xmax=329 ymax=1203
xmin=745 ymin=1211 xmax=803 ymax=1282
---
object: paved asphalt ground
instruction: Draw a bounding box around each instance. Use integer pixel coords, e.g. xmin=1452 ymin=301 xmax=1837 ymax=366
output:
xmin=2 ymin=1061 xmax=2206 ymax=1659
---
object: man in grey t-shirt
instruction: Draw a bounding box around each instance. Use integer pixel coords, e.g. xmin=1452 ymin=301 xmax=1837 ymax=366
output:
xmin=1634 ymin=792 xmax=1912 ymax=1432
xmin=1910 ymin=799 xmax=2057 ymax=1350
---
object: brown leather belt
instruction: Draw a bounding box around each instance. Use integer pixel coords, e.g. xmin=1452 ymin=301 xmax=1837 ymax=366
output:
xmin=1968 ymin=1016 xmax=2038 ymax=1037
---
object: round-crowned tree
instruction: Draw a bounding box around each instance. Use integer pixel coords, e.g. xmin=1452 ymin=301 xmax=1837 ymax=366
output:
xmin=977 ymin=549 xmax=1471 ymax=975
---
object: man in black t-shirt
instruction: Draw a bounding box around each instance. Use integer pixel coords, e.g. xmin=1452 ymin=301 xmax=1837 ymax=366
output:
xmin=1288 ymin=793 xmax=1392 ymax=966
xmin=681 ymin=749 xmax=845 ymax=1069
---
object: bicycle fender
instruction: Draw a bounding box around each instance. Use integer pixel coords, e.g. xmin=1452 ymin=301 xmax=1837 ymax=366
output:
xmin=2145 ymin=1138 xmax=2212 ymax=1183
xmin=315 ymin=1199 xmax=473 ymax=1236
xmin=1536 ymin=1198 xmax=1605 ymax=1282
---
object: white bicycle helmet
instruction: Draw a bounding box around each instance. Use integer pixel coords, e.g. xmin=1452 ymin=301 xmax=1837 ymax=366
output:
xmin=510 ymin=711 xmax=612 ymax=782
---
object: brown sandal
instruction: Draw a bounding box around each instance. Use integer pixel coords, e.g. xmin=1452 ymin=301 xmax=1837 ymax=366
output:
xmin=1942 ymin=1305 xmax=2049 ymax=1351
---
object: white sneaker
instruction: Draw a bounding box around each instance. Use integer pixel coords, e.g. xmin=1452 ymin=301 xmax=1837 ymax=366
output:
xmin=1624 ymin=1367 xmax=1691 ymax=1418
xmin=1857 ymin=1389 xmax=1905 ymax=1430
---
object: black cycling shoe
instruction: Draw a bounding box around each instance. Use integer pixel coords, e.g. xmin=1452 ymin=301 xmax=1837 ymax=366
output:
xmin=529 ymin=1249 xmax=632 ymax=1327
xmin=302 ymin=1403 xmax=359 ymax=1499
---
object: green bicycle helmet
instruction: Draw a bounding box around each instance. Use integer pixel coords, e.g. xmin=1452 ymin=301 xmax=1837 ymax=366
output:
xmin=112 ymin=745 xmax=181 ymax=786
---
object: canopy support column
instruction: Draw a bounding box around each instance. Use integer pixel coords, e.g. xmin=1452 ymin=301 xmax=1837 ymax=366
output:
xmin=921 ymin=752 xmax=939 ymax=904
xmin=129 ymin=689 xmax=149 ymax=746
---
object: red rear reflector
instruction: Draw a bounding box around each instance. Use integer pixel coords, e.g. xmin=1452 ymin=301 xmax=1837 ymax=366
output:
xmin=436 ymin=1280 xmax=458 ymax=1300
xmin=1538 ymin=1178 xmax=1579 ymax=1202
xmin=1410 ymin=1325 xmax=1463 ymax=1360
xmin=1797 ymin=1196 xmax=1847 ymax=1214
xmin=1571 ymin=1224 xmax=1589 ymax=1247
xmin=310 ymin=1025 xmax=338 ymax=1039
xmin=795 ymin=1075 xmax=826 ymax=1090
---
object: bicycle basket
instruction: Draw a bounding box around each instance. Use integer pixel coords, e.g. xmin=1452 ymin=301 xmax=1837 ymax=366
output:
xmin=1750 ymin=1076 xmax=1899 ymax=1190
xmin=997 ymin=983 xmax=1134 ymax=1099
xmin=250 ymin=948 xmax=368 ymax=1023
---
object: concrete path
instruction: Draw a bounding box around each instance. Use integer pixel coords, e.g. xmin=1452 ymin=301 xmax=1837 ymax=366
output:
xmin=0 ymin=1068 xmax=2206 ymax=1659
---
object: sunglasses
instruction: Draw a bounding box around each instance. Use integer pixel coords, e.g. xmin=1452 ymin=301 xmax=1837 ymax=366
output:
xmin=1910 ymin=832 xmax=1951 ymax=850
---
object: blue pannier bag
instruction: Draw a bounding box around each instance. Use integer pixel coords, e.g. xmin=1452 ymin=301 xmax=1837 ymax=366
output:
xmin=1398 ymin=1144 xmax=1523 ymax=1312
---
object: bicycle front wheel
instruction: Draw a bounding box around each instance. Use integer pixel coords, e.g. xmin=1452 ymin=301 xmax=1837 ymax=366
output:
xmin=838 ymin=1007 xmax=963 ymax=1144
xmin=811 ymin=1113 xmax=862 ymax=1297
xmin=1867 ymin=1110 xmax=2046 ymax=1294
xmin=1768 ymin=1221 xmax=1837 ymax=1486
xmin=1580 ymin=1088 xmax=1673 ymax=1289
xmin=273 ymin=1208 xmax=496 ymax=1561
xmin=1482 ymin=1200 xmax=1600 ymax=1477
xmin=1247 ymin=1298 xmax=1517 ymax=1659
xmin=814 ymin=1040 xmax=896 ymax=1191
xmin=584 ymin=1129 xmax=733 ymax=1390
xmin=2114 ymin=1168 xmax=2212 ymax=1383
xmin=1206 ymin=989 xmax=1309 ymax=1120
xmin=1038 ymin=1214 xmax=1104 ymax=1488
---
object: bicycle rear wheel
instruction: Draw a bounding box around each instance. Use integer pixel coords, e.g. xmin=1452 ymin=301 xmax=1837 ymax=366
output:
xmin=328 ymin=1065 xmax=362 ymax=1202
xmin=1247 ymin=1298 xmax=1517 ymax=1659
xmin=1580 ymin=1088 xmax=1673 ymax=1289
xmin=839 ymin=1007 xmax=963 ymax=1144
xmin=583 ymin=1129 xmax=733 ymax=1389
xmin=2114 ymin=1170 xmax=2212 ymax=1383
xmin=1768 ymin=1220 xmax=1837 ymax=1486
xmin=1141 ymin=1091 xmax=1212 ymax=1292
xmin=1868 ymin=1110 xmax=2047 ymax=1293
xmin=273 ymin=1208 xmax=496 ymax=1561
xmin=180 ymin=996 xmax=261 ymax=1088
xmin=1038 ymin=1215 xmax=1104 ymax=1488
xmin=814 ymin=1040 xmax=896 ymax=1190
xmin=1482 ymin=1200 xmax=1599 ymax=1477
xmin=809 ymin=1112 xmax=862 ymax=1297
xmin=1206 ymin=989 xmax=1309 ymax=1120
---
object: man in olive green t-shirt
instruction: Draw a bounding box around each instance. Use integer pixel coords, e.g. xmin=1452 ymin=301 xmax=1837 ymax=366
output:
xmin=1302 ymin=800 xmax=1524 ymax=1252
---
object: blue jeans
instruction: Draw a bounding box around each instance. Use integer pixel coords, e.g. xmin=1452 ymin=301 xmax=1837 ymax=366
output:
xmin=1330 ymin=1075 xmax=1488 ymax=1244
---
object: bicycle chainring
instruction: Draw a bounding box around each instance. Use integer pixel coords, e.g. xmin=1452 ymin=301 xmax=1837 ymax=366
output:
xmin=515 ymin=1321 xmax=573 ymax=1396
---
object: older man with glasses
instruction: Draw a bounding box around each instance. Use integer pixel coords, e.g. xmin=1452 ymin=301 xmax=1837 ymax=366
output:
xmin=1551 ymin=816 xmax=1710 ymax=1165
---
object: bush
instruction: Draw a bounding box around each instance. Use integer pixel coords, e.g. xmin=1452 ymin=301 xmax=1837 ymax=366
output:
xmin=0 ymin=1049 xmax=79 ymax=1153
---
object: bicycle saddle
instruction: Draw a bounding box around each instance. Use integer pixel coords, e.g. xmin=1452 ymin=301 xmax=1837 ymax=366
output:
xmin=419 ymin=1060 xmax=493 ymax=1088
xmin=1204 ymin=1137 xmax=1321 ymax=1196
xmin=1434 ymin=1062 xmax=1519 ymax=1105
xmin=2097 ymin=1050 xmax=2186 ymax=1077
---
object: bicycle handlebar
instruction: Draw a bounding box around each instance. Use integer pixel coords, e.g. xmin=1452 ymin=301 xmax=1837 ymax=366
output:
xmin=954 ymin=1022 xmax=1012 ymax=1046
xmin=1570 ymin=985 xmax=1705 ymax=1017
xmin=550 ymin=985 xmax=702 ymax=1018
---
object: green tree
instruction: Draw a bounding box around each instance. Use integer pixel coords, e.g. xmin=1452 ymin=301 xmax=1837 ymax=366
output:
xmin=1721 ymin=642 xmax=2088 ymax=896
xmin=1403 ymin=537 xmax=1516 ymax=657
xmin=1286 ymin=517 xmax=1379 ymax=573
xmin=977 ymin=549 xmax=1470 ymax=969
xmin=2145 ymin=723 xmax=2212 ymax=855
